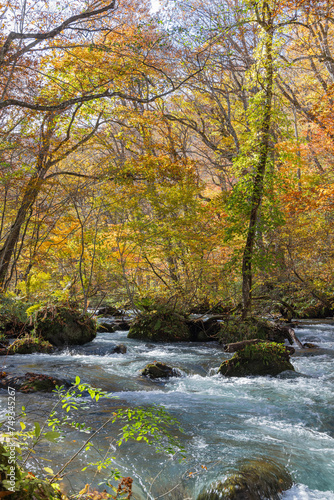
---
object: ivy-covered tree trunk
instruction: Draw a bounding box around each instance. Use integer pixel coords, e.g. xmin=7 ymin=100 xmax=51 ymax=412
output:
xmin=241 ymin=2 xmax=274 ymax=319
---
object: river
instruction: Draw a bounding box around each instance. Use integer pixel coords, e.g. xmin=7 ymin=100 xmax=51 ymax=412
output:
xmin=0 ymin=320 xmax=334 ymax=499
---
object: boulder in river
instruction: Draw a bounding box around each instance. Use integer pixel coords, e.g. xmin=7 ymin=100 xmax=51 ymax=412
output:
xmin=0 ymin=371 xmax=67 ymax=393
xmin=197 ymin=458 xmax=293 ymax=500
xmin=218 ymin=342 xmax=295 ymax=377
xmin=141 ymin=361 xmax=180 ymax=379
xmin=219 ymin=317 xmax=295 ymax=346
xmin=128 ymin=304 xmax=221 ymax=342
xmin=35 ymin=305 xmax=96 ymax=346
xmin=128 ymin=306 xmax=190 ymax=341
xmin=0 ymin=335 xmax=54 ymax=355
xmin=113 ymin=343 xmax=127 ymax=354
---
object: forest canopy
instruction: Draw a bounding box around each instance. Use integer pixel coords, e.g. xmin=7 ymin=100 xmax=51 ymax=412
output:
xmin=1 ymin=0 xmax=334 ymax=318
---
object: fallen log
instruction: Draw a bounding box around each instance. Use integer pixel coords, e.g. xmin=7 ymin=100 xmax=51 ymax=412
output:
xmin=287 ymin=328 xmax=303 ymax=348
xmin=224 ymin=339 xmax=269 ymax=353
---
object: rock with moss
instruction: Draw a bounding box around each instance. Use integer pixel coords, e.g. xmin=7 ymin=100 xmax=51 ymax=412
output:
xmin=35 ymin=305 xmax=96 ymax=346
xmin=128 ymin=306 xmax=191 ymax=342
xmin=0 ymin=442 xmax=62 ymax=500
xmin=2 ymin=335 xmax=54 ymax=355
xmin=197 ymin=459 xmax=293 ymax=500
xmin=219 ymin=317 xmax=293 ymax=346
xmin=0 ymin=371 xmax=68 ymax=393
xmin=141 ymin=361 xmax=180 ymax=379
xmin=218 ymin=342 xmax=295 ymax=377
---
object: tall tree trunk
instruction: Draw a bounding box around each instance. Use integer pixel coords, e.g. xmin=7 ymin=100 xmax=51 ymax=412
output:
xmin=0 ymin=173 xmax=44 ymax=289
xmin=241 ymin=4 xmax=274 ymax=319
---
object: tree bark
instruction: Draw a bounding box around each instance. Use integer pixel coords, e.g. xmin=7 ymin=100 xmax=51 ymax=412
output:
xmin=0 ymin=174 xmax=44 ymax=288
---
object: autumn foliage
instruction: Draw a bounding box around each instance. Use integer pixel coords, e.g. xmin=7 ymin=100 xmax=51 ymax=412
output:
xmin=0 ymin=0 xmax=333 ymax=316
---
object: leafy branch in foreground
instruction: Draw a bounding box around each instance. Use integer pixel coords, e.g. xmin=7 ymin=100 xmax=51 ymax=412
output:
xmin=0 ymin=376 xmax=186 ymax=499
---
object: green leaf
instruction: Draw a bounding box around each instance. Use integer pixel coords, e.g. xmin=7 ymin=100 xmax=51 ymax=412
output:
xmin=34 ymin=422 xmax=41 ymax=438
xmin=75 ymin=376 xmax=80 ymax=385
xmin=154 ymin=320 xmax=161 ymax=330
xmin=43 ymin=431 xmax=61 ymax=442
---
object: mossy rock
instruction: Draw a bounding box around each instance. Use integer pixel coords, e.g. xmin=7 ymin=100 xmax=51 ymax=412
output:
xmin=4 ymin=335 xmax=53 ymax=355
xmin=197 ymin=459 xmax=292 ymax=500
xmin=219 ymin=317 xmax=292 ymax=345
xmin=218 ymin=342 xmax=295 ymax=377
xmin=141 ymin=361 xmax=180 ymax=379
xmin=0 ymin=371 xmax=68 ymax=393
xmin=128 ymin=307 xmax=191 ymax=342
xmin=35 ymin=305 xmax=96 ymax=346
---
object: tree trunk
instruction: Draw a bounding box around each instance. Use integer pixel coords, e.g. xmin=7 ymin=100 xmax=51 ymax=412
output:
xmin=241 ymin=5 xmax=274 ymax=319
xmin=0 ymin=174 xmax=44 ymax=289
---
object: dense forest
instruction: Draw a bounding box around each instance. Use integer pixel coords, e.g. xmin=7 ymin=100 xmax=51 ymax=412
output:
xmin=1 ymin=0 xmax=333 ymax=317
xmin=1 ymin=1 xmax=334 ymax=499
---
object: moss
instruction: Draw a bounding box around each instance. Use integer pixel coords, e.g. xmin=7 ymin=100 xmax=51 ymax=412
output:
xmin=219 ymin=317 xmax=272 ymax=344
xmin=35 ymin=305 xmax=96 ymax=346
xmin=0 ymin=371 xmax=66 ymax=393
xmin=197 ymin=459 xmax=293 ymax=500
xmin=6 ymin=335 xmax=53 ymax=355
xmin=218 ymin=342 xmax=295 ymax=377
xmin=128 ymin=305 xmax=190 ymax=342
xmin=219 ymin=317 xmax=292 ymax=345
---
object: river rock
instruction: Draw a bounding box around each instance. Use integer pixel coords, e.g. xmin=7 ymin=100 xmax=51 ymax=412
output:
xmin=35 ymin=305 xmax=96 ymax=346
xmin=219 ymin=317 xmax=295 ymax=346
xmin=128 ymin=307 xmax=190 ymax=341
xmin=0 ymin=371 xmax=68 ymax=393
xmin=0 ymin=335 xmax=54 ymax=355
xmin=303 ymin=342 xmax=319 ymax=348
xmin=218 ymin=342 xmax=295 ymax=377
xmin=113 ymin=343 xmax=127 ymax=354
xmin=141 ymin=361 xmax=180 ymax=379
xmin=197 ymin=459 xmax=293 ymax=500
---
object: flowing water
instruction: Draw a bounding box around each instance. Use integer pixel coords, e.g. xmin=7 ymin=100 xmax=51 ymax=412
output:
xmin=1 ymin=320 xmax=334 ymax=499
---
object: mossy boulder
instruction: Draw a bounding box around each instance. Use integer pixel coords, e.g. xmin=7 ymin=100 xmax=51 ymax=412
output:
xmin=0 ymin=371 xmax=68 ymax=393
xmin=3 ymin=335 xmax=54 ymax=355
xmin=219 ymin=317 xmax=293 ymax=345
xmin=197 ymin=459 xmax=293 ymax=500
xmin=128 ymin=304 xmax=221 ymax=342
xmin=35 ymin=305 xmax=96 ymax=346
xmin=0 ymin=443 xmax=62 ymax=499
xmin=218 ymin=342 xmax=295 ymax=377
xmin=128 ymin=307 xmax=190 ymax=342
xmin=141 ymin=361 xmax=180 ymax=379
